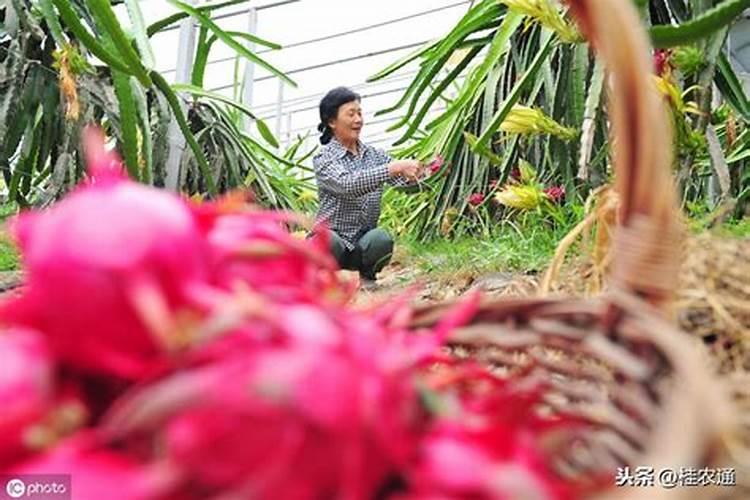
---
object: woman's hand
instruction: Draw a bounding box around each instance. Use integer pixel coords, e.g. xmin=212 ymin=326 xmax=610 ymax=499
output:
xmin=388 ymin=160 xmax=424 ymax=181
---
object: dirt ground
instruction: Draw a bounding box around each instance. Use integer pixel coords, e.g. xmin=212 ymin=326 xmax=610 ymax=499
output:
xmin=349 ymin=256 xmax=540 ymax=308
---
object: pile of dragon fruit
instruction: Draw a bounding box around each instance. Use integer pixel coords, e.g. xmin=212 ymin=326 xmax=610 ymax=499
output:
xmin=0 ymin=128 xmax=607 ymax=499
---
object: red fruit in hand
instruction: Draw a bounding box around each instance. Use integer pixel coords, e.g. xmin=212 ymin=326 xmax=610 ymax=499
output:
xmin=427 ymin=155 xmax=444 ymax=174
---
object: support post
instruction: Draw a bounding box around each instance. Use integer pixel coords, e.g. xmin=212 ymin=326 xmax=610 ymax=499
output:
xmin=241 ymin=7 xmax=259 ymax=132
xmin=164 ymin=0 xmax=197 ymax=191
xmin=285 ymin=112 xmax=293 ymax=148
xmin=275 ymin=78 xmax=284 ymax=139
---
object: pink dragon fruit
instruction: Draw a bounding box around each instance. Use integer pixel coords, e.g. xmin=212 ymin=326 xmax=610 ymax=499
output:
xmin=653 ymin=49 xmax=671 ymax=76
xmin=401 ymin=373 xmax=600 ymax=500
xmin=95 ymin=296 xmax=483 ymax=498
xmin=200 ymin=210 xmax=349 ymax=304
xmin=0 ymin=125 xmax=612 ymax=500
xmin=0 ymin=128 xmax=211 ymax=380
xmin=544 ymin=185 xmax=566 ymax=203
xmin=10 ymin=433 xmax=160 ymax=500
xmin=468 ymin=193 xmax=485 ymax=207
xmin=427 ymin=156 xmax=444 ymax=175
xmin=0 ymin=329 xmax=54 ymax=467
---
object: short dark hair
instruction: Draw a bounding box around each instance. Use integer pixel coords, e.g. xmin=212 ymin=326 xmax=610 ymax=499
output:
xmin=317 ymin=86 xmax=360 ymax=145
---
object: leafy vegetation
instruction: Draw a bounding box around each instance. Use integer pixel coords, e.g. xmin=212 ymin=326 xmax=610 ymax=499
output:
xmin=0 ymin=236 xmax=18 ymax=271
xmin=399 ymin=205 xmax=583 ymax=276
xmin=373 ymin=0 xmax=750 ymax=242
xmin=0 ymin=0 xmax=314 ymax=209
xmin=1 ymin=0 xmax=747 ymax=280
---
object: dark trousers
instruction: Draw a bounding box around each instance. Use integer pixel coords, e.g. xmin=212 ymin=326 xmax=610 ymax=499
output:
xmin=329 ymin=228 xmax=393 ymax=280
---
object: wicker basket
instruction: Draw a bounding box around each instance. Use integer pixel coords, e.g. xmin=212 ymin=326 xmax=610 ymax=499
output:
xmin=409 ymin=1 xmax=734 ymax=498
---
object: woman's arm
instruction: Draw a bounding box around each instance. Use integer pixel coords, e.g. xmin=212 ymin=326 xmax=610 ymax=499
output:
xmin=370 ymin=148 xmax=423 ymax=187
xmin=313 ymin=154 xmax=415 ymax=197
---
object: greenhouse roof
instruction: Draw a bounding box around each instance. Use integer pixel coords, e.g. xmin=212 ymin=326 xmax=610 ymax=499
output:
xmin=116 ymin=0 xmax=472 ymax=149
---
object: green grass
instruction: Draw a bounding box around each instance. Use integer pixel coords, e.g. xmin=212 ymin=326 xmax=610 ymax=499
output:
xmin=714 ymin=217 xmax=750 ymax=238
xmin=0 ymin=201 xmax=18 ymax=220
xmin=0 ymin=202 xmax=19 ymax=271
xmin=398 ymin=215 xmax=580 ymax=279
xmin=0 ymin=237 xmax=19 ymax=271
xmin=396 ymin=210 xmax=747 ymax=282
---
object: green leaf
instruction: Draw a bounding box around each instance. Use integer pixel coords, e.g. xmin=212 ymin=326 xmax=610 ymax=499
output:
xmin=131 ymin=78 xmax=153 ymax=184
xmin=38 ymin=0 xmax=67 ymax=47
xmin=368 ymin=40 xmax=441 ymax=82
xmin=50 ymin=0 xmax=132 ymax=74
xmin=578 ymin=57 xmax=605 ymax=178
xmin=0 ymin=40 xmax=27 ymax=155
xmin=715 ymin=53 xmax=750 ymax=122
xmin=385 ymin=48 xmax=465 ymax=131
xmin=570 ymin=43 xmax=588 ymax=127
xmin=9 ymin=114 xmax=38 ymax=203
xmin=392 ymin=45 xmax=483 ymax=146
xmin=35 ymin=85 xmax=59 ymax=187
xmin=147 ymin=0 xmax=248 ymax=37
xmin=456 ymin=11 xmax=523 ymax=109
xmin=254 ymin=118 xmax=279 ymax=149
xmin=124 ymin=0 xmax=156 ymax=69
xmin=375 ymin=0 xmax=504 ymax=117
xmin=192 ymin=30 xmax=280 ymax=87
xmin=165 ymin=0 xmax=296 ymax=87
xmin=221 ymin=31 xmax=281 ymax=51
xmin=171 ymin=83 xmax=259 ymax=118
xmin=424 ymin=21 xmax=519 ymax=132
xmin=151 ymin=71 xmax=217 ymax=196
xmin=403 ymin=0 xmax=502 ymax=72
xmin=475 ymin=32 xmax=556 ymax=147
xmin=86 ymin=0 xmax=153 ymax=86
xmin=463 ymin=131 xmax=504 ymax=164
xmin=649 ymin=0 xmax=750 ymax=48
xmin=192 ymin=26 xmax=211 ymax=86
xmin=112 ymin=72 xmax=141 ymax=180
xmin=726 ymin=148 xmax=750 ymax=163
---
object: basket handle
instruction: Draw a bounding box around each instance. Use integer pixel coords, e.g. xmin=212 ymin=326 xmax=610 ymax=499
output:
xmin=564 ymin=0 xmax=683 ymax=311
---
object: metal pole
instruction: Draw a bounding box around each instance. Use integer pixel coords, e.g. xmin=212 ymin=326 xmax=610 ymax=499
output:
xmin=285 ymin=112 xmax=293 ymax=148
xmin=275 ymin=78 xmax=284 ymax=139
xmin=165 ymin=0 xmax=197 ymax=191
xmin=241 ymin=7 xmax=258 ymax=132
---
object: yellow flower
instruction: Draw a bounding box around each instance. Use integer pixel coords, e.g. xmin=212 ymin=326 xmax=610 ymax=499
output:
xmin=296 ymin=189 xmax=317 ymax=204
xmin=517 ymin=159 xmax=538 ymax=183
xmin=499 ymin=105 xmax=577 ymax=141
xmin=499 ymin=0 xmax=582 ymax=43
xmin=494 ymin=184 xmax=545 ymax=209
xmin=652 ymin=76 xmax=702 ymax=116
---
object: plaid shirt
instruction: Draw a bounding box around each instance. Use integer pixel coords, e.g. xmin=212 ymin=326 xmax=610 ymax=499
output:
xmin=313 ymin=138 xmax=406 ymax=250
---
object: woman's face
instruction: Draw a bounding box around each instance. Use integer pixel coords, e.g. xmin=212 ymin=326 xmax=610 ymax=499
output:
xmin=329 ymin=101 xmax=363 ymax=143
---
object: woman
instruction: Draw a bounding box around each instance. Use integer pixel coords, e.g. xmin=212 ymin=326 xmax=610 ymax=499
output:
xmin=312 ymin=87 xmax=423 ymax=289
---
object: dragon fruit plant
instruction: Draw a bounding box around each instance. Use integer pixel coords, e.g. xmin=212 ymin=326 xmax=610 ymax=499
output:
xmin=0 ymin=128 xmax=607 ymax=499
